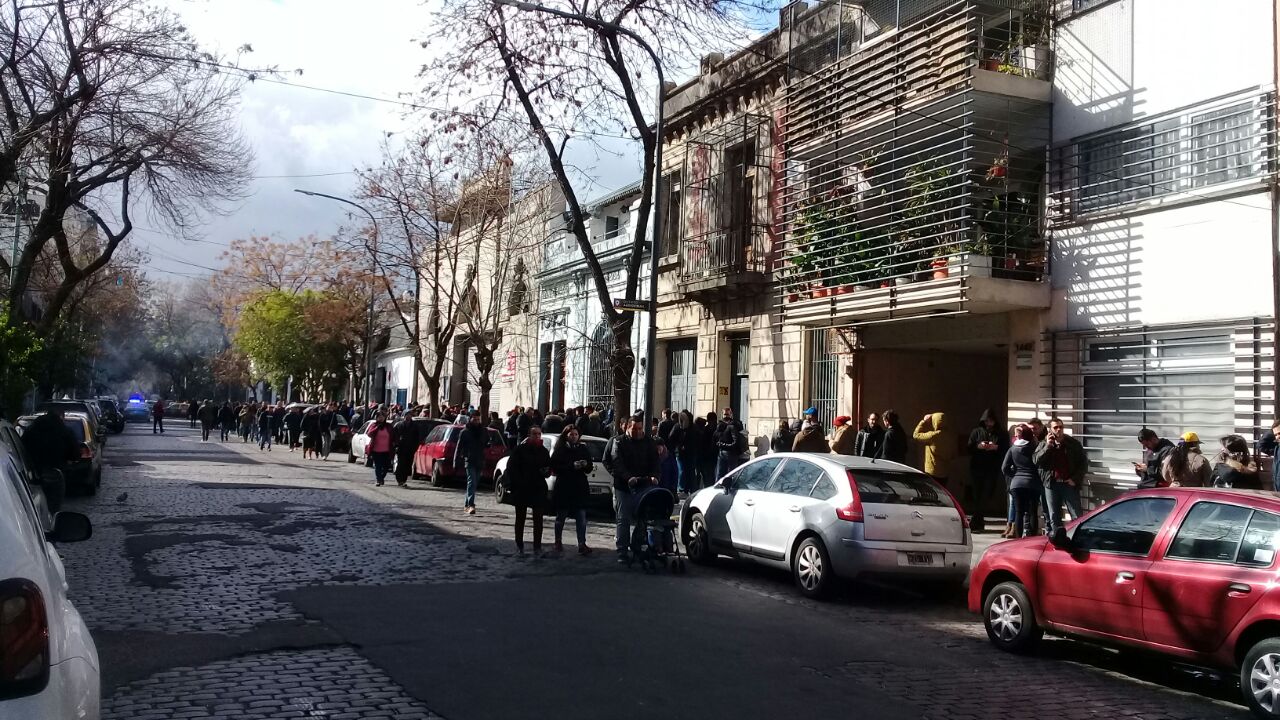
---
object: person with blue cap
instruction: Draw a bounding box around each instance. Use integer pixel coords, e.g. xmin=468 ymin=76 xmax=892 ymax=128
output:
xmin=792 ymin=407 xmax=830 ymax=453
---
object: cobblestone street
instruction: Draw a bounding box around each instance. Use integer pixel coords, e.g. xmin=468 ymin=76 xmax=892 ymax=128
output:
xmin=59 ymin=424 xmax=1256 ymax=719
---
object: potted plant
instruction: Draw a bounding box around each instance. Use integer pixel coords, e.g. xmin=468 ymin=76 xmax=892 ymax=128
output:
xmin=978 ymin=191 xmax=1039 ymax=279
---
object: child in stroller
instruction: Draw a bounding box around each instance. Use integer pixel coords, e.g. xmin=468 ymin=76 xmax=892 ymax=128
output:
xmin=628 ymin=485 xmax=687 ymax=573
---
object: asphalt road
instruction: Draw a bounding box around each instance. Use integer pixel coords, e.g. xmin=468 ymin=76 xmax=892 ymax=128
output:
xmin=55 ymin=422 xmax=1253 ymax=719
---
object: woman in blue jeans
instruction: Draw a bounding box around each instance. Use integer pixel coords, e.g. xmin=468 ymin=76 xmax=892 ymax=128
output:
xmin=1002 ymin=425 xmax=1040 ymax=538
xmin=550 ymin=426 xmax=593 ymax=555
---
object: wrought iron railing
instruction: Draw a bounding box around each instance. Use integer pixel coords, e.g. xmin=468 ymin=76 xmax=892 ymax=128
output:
xmin=679 ymin=224 xmax=769 ymax=281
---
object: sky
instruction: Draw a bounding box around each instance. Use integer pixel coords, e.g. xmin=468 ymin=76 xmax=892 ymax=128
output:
xmin=142 ymin=0 xmax=649 ymax=281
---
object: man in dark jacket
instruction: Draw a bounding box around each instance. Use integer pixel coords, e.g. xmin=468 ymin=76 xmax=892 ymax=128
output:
xmin=876 ymin=409 xmax=908 ymax=463
xmin=393 ymin=414 xmax=420 ymax=487
xmin=1034 ymin=416 xmax=1088 ymax=533
xmin=656 ymin=409 xmax=676 ymax=445
xmin=1257 ymin=420 xmax=1280 ymax=491
xmin=605 ymin=416 xmax=659 ymax=562
xmin=455 ymin=413 xmax=491 ymax=514
xmin=966 ymin=409 xmax=1010 ymax=532
xmin=542 ymin=411 xmax=565 ymax=434
xmin=187 ymin=400 xmax=199 ymax=428
xmin=714 ymin=407 xmax=745 ymax=480
xmin=197 ymin=400 xmax=218 ymax=442
xmin=1136 ymin=428 xmax=1175 ymax=489
xmin=517 ymin=407 xmax=536 ymax=440
xmin=854 ymin=412 xmax=884 ymax=458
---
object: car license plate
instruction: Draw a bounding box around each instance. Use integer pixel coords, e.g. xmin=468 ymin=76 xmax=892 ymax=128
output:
xmin=904 ymin=552 xmax=936 ymax=567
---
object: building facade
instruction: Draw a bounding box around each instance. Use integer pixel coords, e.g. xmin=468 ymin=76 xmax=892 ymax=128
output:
xmin=535 ymin=182 xmax=648 ymax=418
xmin=656 ymin=0 xmax=1278 ymax=506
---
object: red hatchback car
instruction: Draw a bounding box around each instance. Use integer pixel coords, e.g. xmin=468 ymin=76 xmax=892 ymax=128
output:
xmin=971 ymin=487 xmax=1280 ymax=717
xmin=414 ymin=424 xmax=506 ymax=487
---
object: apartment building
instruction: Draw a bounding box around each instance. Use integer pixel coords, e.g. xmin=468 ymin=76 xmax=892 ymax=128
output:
xmin=1039 ymin=0 xmax=1277 ymax=502
xmin=535 ymin=182 xmax=648 ymax=416
xmin=657 ymin=0 xmax=1277 ymax=505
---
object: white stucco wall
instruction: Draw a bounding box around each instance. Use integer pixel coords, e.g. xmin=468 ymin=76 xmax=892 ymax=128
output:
xmin=1054 ymin=0 xmax=1274 ymax=142
xmin=1050 ymin=194 xmax=1276 ymax=330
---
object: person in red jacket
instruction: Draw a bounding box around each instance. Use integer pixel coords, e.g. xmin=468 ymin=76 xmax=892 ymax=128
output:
xmin=152 ymin=399 xmax=166 ymax=435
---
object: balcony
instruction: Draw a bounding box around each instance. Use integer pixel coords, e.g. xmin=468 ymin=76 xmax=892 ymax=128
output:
xmin=677 ymin=225 xmax=769 ymax=300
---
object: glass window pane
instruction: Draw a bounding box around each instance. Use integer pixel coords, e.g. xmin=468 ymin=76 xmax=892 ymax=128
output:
xmin=811 ymin=475 xmax=838 ymax=501
xmin=850 ymin=470 xmax=954 ymax=508
xmin=732 ymin=458 xmax=781 ymax=491
xmin=1167 ymin=502 xmax=1250 ymax=562
xmin=1074 ymin=497 xmax=1176 ymax=555
xmin=769 ymin=460 xmax=825 ymax=496
xmin=1238 ymin=511 xmax=1280 ymax=567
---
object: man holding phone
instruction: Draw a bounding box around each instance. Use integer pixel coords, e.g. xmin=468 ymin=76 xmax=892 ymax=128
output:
xmin=1034 ymin=417 xmax=1088 ymax=533
xmin=1135 ymin=428 xmax=1175 ymax=489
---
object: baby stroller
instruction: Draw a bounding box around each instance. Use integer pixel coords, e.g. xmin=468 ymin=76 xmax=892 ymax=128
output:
xmin=629 ymin=485 xmax=686 ymax=573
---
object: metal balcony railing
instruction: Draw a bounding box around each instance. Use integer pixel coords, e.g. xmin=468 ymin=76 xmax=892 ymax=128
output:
xmin=679 ymin=225 xmax=768 ymax=282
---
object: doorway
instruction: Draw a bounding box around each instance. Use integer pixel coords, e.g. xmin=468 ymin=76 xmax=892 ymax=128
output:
xmin=729 ymin=337 xmax=750 ymax=429
xmin=666 ymin=339 xmax=697 ymax=414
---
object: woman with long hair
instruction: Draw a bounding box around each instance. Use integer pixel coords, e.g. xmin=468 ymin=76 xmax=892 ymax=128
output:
xmin=668 ymin=410 xmax=699 ymax=494
xmin=1002 ymin=424 xmax=1039 ymax=538
xmin=550 ymin=426 xmax=593 ymax=555
xmin=508 ymin=426 xmax=553 ymax=556
xmin=1212 ymin=434 xmax=1260 ymax=489
xmin=1162 ymin=432 xmax=1212 ymax=487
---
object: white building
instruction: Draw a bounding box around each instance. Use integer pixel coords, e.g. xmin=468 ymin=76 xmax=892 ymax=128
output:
xmin=535 ymin=181 xmax=649 ymax=415
xmin=1034 ymin=0 xmax=1278 ymax=502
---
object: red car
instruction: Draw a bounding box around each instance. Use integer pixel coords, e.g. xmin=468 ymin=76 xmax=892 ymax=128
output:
xmin=971 ymin=487 xmax=1280 ymax=717
xmin=414 ymin=424 xmax=506 ymax=487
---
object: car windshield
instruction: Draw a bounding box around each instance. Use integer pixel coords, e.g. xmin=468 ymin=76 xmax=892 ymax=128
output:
xmin=850 ymin=470 xmax=953 ymax=507
xmin=581 ymin=438 xmax=606 ymax=462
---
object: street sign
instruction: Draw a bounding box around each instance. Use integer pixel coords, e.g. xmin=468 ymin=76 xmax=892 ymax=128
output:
xmin=612 ymin=299 xmax=653 ymax=312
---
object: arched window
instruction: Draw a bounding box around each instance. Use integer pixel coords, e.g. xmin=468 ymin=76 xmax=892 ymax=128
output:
xmin=586 ymin=320 xmax=614 ymax=410
xmin=507 ymin=259 xmax=529 ymax=317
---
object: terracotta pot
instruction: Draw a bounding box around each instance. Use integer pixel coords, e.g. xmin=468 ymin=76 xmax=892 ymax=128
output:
xmin=879 ymin=281 xmax=891 ymax=289
xmin=787 ymin=293 xmax=799 ymax=302
xmin=812 ymin=287 xmax=829 ymax=299
xmin=981 ymin=58 xmax=1001 ymax=71
xmin=931 ymin=258 xmax=949 ymax=280
xmin=836 ymin=285 xmax=853 ymax=295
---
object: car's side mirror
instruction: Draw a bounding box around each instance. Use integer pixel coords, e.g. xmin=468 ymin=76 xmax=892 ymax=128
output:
xmin=1049 ymin=526 xmax=1071 ymax=551
xmin=46 ymin=511 xmax=91 ymax=543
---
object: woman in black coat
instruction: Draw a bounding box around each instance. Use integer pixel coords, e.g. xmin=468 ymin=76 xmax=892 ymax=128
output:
xmin=551 ymin=426 xmax=594 ymax=555
xmin=508 ymin=426 xmax=553 ymax=556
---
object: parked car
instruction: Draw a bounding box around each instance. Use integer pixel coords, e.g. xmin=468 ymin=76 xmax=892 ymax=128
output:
xmin=35 ymin=401 xmax=104 ymax=446
xmin=347 ymin=420 xmax=376 ymax=463
xmin=121 ymin=399 xmax=151 ymax=423
xmin=970 ymin=487 xmax=1280 ymax=718
xmin=493 ymin=433 xmax=612 ymax=508
xmin=92 ymin=398 xmax=124 ymax=434
xmin=0 ymin=437 xmax=99 ymax=720
xmin=414 ymin=424 xmax=507 ymax=487
xmin=680 ymin=453 xmax=972 ymax=598
xmin=18 ymin=414 xmax=102 ymax=495
xmin=0 ymin=419 xmax=60 ymax=523
xmin=329 ymin=414 xmax=352 ymax=455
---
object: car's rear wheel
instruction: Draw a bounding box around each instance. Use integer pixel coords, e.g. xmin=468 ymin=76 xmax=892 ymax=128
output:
xmin=1242 ymin=637 xmax=1280 ymax=717
xmin=685 ymin=512 xmax=713 ymax=565
xmin=431 ymin=464 xmax=446 ymax=488
xmin=793 ymin=536 xmax=834 ymax=599
xmin=493 ymin=471 xmax=506 ymax=501
xmin=983 ymin=581 xmax=1042 ymax=653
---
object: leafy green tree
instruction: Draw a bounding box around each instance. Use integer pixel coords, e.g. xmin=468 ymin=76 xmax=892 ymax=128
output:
xmin=233 ymin=290 xmax=311 ymax=394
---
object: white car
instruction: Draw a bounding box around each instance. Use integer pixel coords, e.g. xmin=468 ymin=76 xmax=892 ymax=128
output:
xmin=347 ymin=420 xmax=376 ymax=463
xmin=493 ymin=433 xmax=613 ymax=506
xmin=0 ymin=439 xmax=99 ymax=719
xmin=679 ymin=453 xmax=972 ymax=598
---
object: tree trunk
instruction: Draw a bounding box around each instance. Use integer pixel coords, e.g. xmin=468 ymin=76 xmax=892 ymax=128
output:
xmin=474 ymin=344 xmax=495 ymax=419
xmin=610 ymin=315 xmax=637 ymax=428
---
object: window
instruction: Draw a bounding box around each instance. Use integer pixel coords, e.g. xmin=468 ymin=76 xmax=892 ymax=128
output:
xmin=1237 ymin=510 xmax=1280 ymax=567
xmin=810 ymin=475 xmax=838 ymax=501
xmin=507 ymin=259 xmax=530 ymax=317
xmin=731 ymin=458 xmax=782 ymax=490
xmin=1167 ymin=502 xmax=1251 ymax=563
xmin=1058 ymin=91 xmax=1273 ymax=217
xmin=768 ymin=460 xmax=825 ymax=496
xmin=605 ymin=215 xmax=621 ymax=239
xmin=1073 ymin=498 xmax=1176 ymax=555
xmin=849 ymin=470 xmax=954 ymax=508
xmin=425 ymin=426 xmax=447 ymax=443
xmin=586 ymin=321 xmax=614 ymax=411
xmin=1192 ymin=103 xmax=1263 ymax=187
xmin=661 ymin=171 xmax=683 ymax=256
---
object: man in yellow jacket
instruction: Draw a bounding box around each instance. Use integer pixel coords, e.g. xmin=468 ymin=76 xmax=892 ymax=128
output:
xmin=913 ymin=412 xmax=953 ymax=488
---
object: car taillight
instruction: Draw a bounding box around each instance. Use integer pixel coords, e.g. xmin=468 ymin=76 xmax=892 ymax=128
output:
xmin=0 ymin=579 xmax=50 ymax=700
xmin=836 ymin=470 xmax=865 ymax=522
xmin=79 ymin=444 xmax=93 ymax=459
xmin=937 ymin=481 xmax=970 ymax=529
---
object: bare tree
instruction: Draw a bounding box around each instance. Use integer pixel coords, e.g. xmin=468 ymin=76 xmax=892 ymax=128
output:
xmin=352 ymin=132 xmax=466 ymax=410
xmin=421 ymin=0 xmax=755 ymax=418
xmin=1 ymin=0 xmax=254 ymax=330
